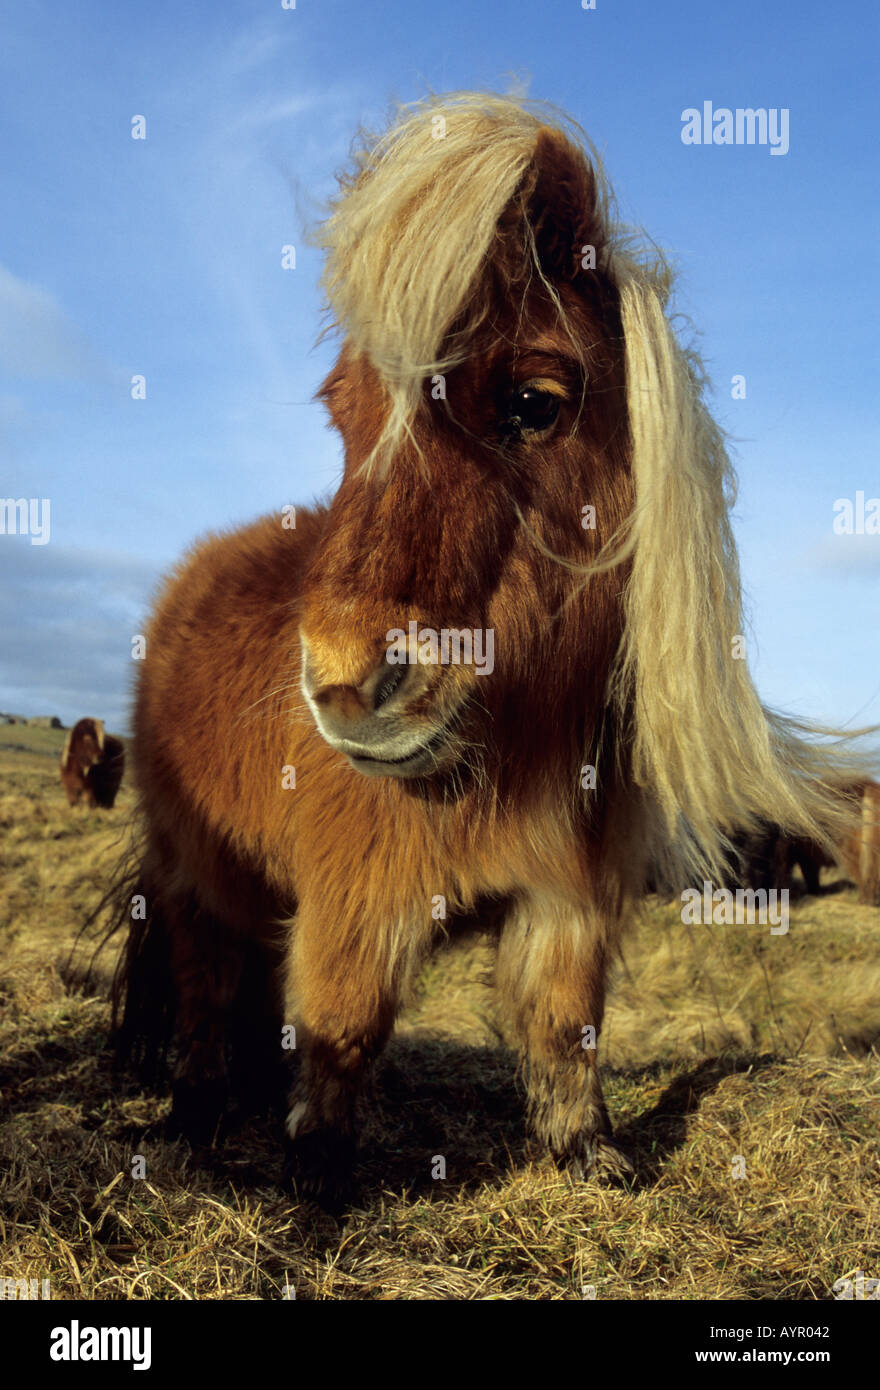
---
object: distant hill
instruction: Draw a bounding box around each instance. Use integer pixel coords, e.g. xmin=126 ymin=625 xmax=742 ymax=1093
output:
xmin=1 ymin=713 xmax=64 ymax=728
xmin=0 ymin=723 xmax=126 ymax=760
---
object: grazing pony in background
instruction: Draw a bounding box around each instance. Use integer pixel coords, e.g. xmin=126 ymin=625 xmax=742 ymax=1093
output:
xmin=61 ymin=717 xmax=125 ymax=809
xmin=730 ymin=781 xmax=880 ymax=900
xmin=114 ymin=92 xmax=868 ymax=1201
xmin=730 ymin=822 xmax=834 ymax=895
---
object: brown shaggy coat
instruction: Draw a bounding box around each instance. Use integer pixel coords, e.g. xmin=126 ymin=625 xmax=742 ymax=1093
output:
xmin=113 ymin=93 xmax=872 ymax=1203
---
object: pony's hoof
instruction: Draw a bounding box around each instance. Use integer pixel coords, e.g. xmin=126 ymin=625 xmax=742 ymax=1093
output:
xmin=168 ymin=1077 xmax=228 ymax=1147
xmin=594 ymin=1135 xmax=636 ymax=1181
xmin=283 ymin=1127 xmax=356 ymax=1215
xmin=559 ymin=1134 xmax=635 ymax=1184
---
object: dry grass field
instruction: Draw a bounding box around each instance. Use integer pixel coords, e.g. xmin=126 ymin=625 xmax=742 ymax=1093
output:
xmin=1 ymin=725 xmax=879 ymax=1300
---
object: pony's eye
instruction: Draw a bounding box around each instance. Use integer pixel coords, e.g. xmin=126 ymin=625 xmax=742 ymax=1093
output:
xmin=500 ymin=384 xmax=562 ymax=438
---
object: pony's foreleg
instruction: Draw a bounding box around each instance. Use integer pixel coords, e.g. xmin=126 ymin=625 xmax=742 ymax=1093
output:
xmin=496 ymin=895 xmax=633 ymax=1179
xmin=283 ymin=900 xmax=425 ymax=1206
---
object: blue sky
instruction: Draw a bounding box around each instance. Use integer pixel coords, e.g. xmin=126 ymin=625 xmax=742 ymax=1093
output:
xmin=0 ymin=0 xmax=877 ymax=733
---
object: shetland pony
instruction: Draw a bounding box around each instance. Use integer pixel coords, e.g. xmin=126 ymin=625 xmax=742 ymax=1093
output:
xmin=729 ymin=781 xmax=880 ymax=899
xmin=114 ymin=93 xmax=868 ymax=1201
xmin=61 ymin=717 xmax=125 ymax=809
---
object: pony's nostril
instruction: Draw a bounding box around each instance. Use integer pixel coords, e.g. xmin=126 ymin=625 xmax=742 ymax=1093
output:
xmin=373 ymin=663 xmax=407 ymax=711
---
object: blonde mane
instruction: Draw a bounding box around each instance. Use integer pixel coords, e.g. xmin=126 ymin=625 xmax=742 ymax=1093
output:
xmin=317 ymin=92 xmax=623 ymax=471
xmin=317 ymin=90 xmax=872 ymax=884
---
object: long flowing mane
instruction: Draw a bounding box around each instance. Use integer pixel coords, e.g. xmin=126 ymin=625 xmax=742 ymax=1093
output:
xmin=318 ymin=93 xmax=629 ymax=472
xmin=316 ymin=89 xmax=870 ymax=885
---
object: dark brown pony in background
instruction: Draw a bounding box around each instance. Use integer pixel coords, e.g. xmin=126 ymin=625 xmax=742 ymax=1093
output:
xmin=114 ymin=93 xmax=870 ymax=1202
xmin=61 ymin=717 xmax=125 ymax=809
xmin=729 ymin=781 xmax=880 ymax=900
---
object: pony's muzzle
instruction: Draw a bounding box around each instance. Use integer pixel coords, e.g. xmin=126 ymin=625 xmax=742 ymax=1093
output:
xmin=299 ymin=634 xmax=452 ymax=777
xmin=301 ymin=642 xmax=419 ymax=723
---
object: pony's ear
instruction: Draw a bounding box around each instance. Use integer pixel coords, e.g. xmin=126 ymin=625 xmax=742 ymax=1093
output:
xmin=527 ymin=126 xmax=603 ymax=282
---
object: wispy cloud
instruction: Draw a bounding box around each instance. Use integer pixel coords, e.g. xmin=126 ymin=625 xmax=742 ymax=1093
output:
xmin=230 ymin=92 xmax=327 ymax=132
xmin=221 ymin=25 xmax=287 ymax=77
xmin=805 ymin=535 xmax=880 ymax=576
xmin=0 ymin=544 xmax=160 ymax=731
xmin=0 ymin=265 xmax=111 ymax=382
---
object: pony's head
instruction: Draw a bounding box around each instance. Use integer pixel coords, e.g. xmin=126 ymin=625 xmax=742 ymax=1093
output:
xmin=61 ymin=717 xmax=106 ymax=770
xmin=300 ymin=96 xmax=631 ymax=787
xmin=298 ymin=92 xmax=861 ymax=875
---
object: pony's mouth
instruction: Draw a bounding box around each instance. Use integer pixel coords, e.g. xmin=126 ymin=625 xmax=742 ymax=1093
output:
xmin=342 ymin=721 xmax=456 ymax=778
